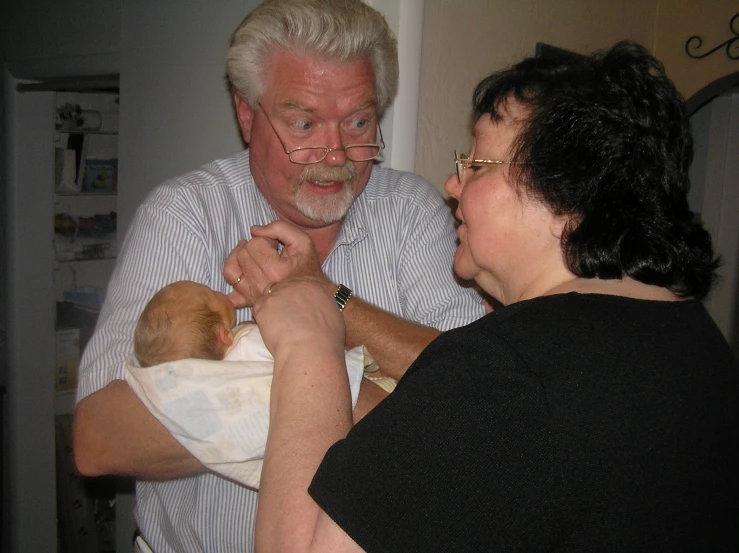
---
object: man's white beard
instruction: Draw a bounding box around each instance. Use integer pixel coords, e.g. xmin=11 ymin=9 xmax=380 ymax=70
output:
xmin=295 ymin=162 xmax=358 ymax=224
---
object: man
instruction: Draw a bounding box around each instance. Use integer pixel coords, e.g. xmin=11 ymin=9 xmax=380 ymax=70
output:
xmin=73 ymin=1 xmax=483 ymax=552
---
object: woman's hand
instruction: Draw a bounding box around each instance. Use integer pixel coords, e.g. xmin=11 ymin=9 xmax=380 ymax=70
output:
xmin=252 ymin=276 xmax=346 ymax=364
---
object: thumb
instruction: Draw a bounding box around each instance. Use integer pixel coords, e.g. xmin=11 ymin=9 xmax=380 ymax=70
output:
xmin=228 ymin=289 xmax=249 ymax=309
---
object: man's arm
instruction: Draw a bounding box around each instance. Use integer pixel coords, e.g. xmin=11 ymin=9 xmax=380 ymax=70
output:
xmin=330 ymin=285 xmax=440 ymax=381
xmin=73 ymin=179 xmax=236 ymax=480
xmin=353 ymin=377 xmax=389 ymax=423
xmin=74 ymin=380 xmax=205 ymax=479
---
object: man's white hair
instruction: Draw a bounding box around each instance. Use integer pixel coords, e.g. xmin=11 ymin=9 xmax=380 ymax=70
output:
xmin=225 ymin=0 xmax=399 ymax=118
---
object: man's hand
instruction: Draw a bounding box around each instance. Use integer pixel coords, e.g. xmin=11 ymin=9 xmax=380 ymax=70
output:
xmin=223 ymin=221 xmax=331 ymax=308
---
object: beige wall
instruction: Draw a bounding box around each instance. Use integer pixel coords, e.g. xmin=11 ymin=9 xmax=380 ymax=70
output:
xmin=416 ymin=0 xmax=659 ymax=191
xmin=654 ymin=0 xmax=739 ymax=102
xmin=416 ymin=0 xmax=739 ymax=192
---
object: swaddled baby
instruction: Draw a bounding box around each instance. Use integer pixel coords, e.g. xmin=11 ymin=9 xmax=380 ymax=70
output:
xmin=125 ymin=280 xmax=368 ymax=489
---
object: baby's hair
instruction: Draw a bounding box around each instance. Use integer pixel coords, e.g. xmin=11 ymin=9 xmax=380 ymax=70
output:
xmin=134 ymin=281 xmax=226 ymax=367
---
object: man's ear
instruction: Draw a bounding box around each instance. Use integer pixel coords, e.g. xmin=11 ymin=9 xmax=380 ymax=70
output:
xmin=217 ymin=323 xmax=235 ymax=348
xmin=234 ymin=92 xmax=255 ymax=144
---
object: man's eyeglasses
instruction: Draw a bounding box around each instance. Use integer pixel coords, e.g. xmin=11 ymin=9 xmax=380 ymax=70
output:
xmin=454 ymin=150 xmax=529 ymax=183
xmin=259 ymin=104 xmax=385 ymax=165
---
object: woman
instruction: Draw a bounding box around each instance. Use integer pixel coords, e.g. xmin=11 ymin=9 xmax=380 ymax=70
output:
xmin=251 ymin=42 xmax=739 ymax=552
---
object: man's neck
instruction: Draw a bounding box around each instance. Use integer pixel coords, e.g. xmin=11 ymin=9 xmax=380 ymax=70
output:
xmin=303 ymin=222 xmax=342 ymax=264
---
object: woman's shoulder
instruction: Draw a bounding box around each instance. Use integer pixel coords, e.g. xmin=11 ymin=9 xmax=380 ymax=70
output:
xmin=411 ymin=293 xmax=720 ymax=380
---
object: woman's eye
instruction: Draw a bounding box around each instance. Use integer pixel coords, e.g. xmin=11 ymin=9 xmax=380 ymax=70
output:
xmin=469 ymin=164 xmax=483 ymax=172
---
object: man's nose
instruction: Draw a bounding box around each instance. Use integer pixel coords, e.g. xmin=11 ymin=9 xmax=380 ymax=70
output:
xmin=322 ymin=126 xmax=348 ymax=166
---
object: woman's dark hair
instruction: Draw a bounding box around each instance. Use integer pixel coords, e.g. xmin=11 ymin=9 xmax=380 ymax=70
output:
xmin=472 ymin=41 xmax=719 ymax=299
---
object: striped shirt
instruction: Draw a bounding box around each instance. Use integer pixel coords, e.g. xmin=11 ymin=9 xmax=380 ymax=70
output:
xmin=77 ymin=149 xmax=484 ymax=552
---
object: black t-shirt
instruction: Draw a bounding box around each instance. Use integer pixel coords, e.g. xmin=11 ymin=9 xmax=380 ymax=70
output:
xmin=309 ymin=293 xmax=739 ymax=552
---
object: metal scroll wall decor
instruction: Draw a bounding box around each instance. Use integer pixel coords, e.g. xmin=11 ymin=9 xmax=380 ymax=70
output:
xmin=685 ymin=13 xmax=739 ymax=60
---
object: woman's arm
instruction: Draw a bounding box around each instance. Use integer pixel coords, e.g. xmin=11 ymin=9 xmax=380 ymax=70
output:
xmin=253 ymin=277 xmax=365 ymax=552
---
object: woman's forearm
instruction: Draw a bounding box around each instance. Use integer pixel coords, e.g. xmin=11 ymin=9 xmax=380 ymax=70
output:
xmin=255 ymin=347 xmax=355 ymax=551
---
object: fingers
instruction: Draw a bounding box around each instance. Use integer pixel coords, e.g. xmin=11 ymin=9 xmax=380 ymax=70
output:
xmin=250 ymin=221 xmax=311 ymax=250
xmin=223 ymin=222 xmax=328 ymax=309
xmin=223 ymin=239 xmax=248 ymax=286
xmin=222 ymin=237 xmax=278 ymax=306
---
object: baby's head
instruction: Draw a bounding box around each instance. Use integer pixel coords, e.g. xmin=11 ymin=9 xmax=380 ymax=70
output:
xmin=134 ymin=280 xmax=237 ymax=367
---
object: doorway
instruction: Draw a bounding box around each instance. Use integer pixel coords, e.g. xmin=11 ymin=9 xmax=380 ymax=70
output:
xmin=688 ymin=79 xmax=739 ymax=357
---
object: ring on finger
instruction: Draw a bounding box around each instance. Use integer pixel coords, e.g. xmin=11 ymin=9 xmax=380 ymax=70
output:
xmin=232 ymin=273 xmax=243 ymax=286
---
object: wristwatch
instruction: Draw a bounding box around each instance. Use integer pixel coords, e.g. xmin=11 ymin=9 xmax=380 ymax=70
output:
xmin=334 ymin=284 xmax=353 ymax=312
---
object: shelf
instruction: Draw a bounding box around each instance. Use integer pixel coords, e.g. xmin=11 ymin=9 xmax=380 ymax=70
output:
xmin=55 ymin=256 xmax=116 ymax=264
xmin=55 ymin=192 xmax=117 ymax=197
xmin=57 ymin=129 xmax=118 ymax=136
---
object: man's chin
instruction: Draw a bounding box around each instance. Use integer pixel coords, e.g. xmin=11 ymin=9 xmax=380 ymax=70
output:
xmin=295 ymin=185 xmax=355 ymax=224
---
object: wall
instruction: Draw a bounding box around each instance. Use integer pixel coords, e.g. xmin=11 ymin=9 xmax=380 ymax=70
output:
xmin=117 ymin=0 xmax=259 ymax=234
xmin=415 ymin=0 xmax=659 ymax=190
xmin=0 ymin=0 xmax=120 ymax=78
xmin=654 ymin=0 xmax=739 ymax=104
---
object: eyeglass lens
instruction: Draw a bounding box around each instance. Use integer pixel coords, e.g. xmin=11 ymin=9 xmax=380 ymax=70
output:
xmin=290 ymin=144 xmax=382 ymax=164
xmin=455 ymin=152 xmax=468 ymax=182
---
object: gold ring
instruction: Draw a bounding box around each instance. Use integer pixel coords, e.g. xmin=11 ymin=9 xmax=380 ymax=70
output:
xmin=233 ymin=274 xmax=243 ymax=286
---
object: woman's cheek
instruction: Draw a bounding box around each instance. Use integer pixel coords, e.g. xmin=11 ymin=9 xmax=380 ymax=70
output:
xmin=452 ymin=228 xmax=477 ymax=280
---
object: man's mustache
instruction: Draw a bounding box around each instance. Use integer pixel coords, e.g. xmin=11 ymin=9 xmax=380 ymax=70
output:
xmin=299 ymin=161 xmax=357 ymax=185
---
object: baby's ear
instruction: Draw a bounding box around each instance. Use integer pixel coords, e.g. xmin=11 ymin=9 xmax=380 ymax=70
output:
xmin=217 ymin=324 xmax=235 ymax=348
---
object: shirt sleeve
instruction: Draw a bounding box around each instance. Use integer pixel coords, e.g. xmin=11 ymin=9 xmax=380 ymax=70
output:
xmin=397 ymin=193 xmax=484 ymax=331
xmin=76 ymin=186 xmax=218 ymax=400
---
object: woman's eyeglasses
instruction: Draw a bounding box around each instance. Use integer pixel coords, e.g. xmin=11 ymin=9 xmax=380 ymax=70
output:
xmin=454 ymin=150 xmax=529 ymax=183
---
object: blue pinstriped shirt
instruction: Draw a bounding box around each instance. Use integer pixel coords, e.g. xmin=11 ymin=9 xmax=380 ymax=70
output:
xmin=77 ymin=149 xmax=484 ymax=552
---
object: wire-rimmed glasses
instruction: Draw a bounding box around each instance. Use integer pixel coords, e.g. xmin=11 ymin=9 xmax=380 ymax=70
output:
xmin=454 ymin=150 xmax=529 ymax=183
xmin=260 ymin=104 xmax=385 ymax=165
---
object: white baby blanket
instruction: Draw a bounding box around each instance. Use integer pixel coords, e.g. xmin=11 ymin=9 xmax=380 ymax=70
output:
xmin=125 ymin=322 xmax=365 ymax=490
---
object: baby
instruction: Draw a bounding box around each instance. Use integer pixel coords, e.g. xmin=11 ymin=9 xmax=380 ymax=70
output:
xmin=125 ymin=280 xmax=370 ymax=489
xmin=133 ymin=280 xmax=239 ymax=367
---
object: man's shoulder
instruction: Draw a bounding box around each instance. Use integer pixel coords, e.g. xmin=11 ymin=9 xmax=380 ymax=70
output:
xmin=142 ymin=150 xmax=254 ymax=207
xmin=160 ymin=150 xmax=251 ymax=191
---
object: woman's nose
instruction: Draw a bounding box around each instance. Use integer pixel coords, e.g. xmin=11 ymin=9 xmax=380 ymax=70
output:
xmin=444 ymin=172 xmax=461 ymax=199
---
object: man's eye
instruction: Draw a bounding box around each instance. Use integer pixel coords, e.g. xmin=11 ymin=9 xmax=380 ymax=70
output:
xmin=469 ymin=164 xmax=483 ymax=172
xmin=345 ymin=117 xmax=373 ymax=134
xmin=291 ymin=120 xmax=312 ymax=131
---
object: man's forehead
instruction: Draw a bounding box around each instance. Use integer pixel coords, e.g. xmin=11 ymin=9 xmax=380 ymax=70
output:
xmin=274 ymin=97 xmax=377 ymax=113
